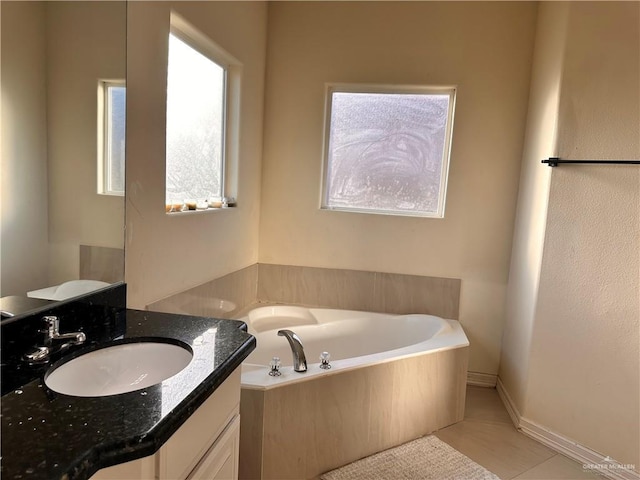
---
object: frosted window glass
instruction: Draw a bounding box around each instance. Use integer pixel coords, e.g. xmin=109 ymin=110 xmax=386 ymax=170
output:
xmin=166 ymin=34 xmax=225 ymax=204
xmin=324 ymin=90 xmax=453 ymax=217
xmin=107 ymin=86 xmax=126 ymax=194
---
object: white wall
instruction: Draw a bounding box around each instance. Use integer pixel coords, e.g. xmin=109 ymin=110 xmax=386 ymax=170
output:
xmin=0 ymin=1 xmax=50 ymax=296
xmin=501 ymin=1 xmax=639 ymax=468
xmin=259 ymin=1 xmax=538 ymax=375
xmin=125 ymin=1 xmax=268 ymax=309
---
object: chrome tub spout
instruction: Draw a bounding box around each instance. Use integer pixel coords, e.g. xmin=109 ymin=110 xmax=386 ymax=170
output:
xmin=277 ymin=329 xmax=307 ymax=373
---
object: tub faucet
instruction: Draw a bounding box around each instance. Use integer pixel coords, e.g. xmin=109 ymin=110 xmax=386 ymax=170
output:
xmin=23 ymin=315 xmax=86 ymax=363
xmin=277 ymin=329 xmax=307 ymax=373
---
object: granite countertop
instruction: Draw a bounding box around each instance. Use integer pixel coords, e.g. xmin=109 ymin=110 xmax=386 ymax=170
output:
xmin=0 ymin=308 xmax=256 ymax=480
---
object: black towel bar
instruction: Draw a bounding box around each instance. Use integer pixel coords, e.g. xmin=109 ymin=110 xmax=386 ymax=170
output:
xmin=542 ymin=157 xmax=640 ymax=167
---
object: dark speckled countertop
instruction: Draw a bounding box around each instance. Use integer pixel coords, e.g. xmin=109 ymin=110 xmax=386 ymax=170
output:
xmin=0 ymin=285 xmax=255 ymax=480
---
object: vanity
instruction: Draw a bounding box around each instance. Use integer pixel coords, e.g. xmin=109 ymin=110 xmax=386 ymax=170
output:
xmin=0 ymin=284 xmax=256 ymax=480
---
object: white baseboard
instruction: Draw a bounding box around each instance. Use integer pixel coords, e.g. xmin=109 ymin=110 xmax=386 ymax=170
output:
xmin=466 ymin=371 xmax=497 ymax=387
xmin=496 ymin=377 xmax=639 ymax=480
xmin=495 ymin=376 xmax=522 ymax=428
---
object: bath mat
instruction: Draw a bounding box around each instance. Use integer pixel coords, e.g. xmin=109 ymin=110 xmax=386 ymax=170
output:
xmin=320 ymin=435 xmax=500 ymax=480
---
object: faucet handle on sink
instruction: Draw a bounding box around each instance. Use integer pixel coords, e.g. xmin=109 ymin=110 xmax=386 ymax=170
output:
xmin=42 ymin=315 xmax=59 ymax=335
xmin=24 ymin=316 xmax=87 ymax=364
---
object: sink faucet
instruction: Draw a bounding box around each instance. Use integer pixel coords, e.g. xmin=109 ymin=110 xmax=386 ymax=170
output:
xmin=277 ymin=329 xmax=307 ymax=373
xmin=23 ymin=315 xmax=86 ymax=363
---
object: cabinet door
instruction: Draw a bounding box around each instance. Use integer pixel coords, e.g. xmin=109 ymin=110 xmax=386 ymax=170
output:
xmin=159 ymin=369 xmax=240 ymax=480
xmin=187 ymin=415 xmax=240 ymax=480
xmin=89 ymin=455 xmax=155 ymax=480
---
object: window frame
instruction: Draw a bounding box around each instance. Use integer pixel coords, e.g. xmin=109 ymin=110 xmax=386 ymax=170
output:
xmin=320 ymin=83 xmax=457 ymax=218
xmin=97 ymin=79 xmax=126 ymax=197
xmin=165 ymin=12 xmax=242 ymax=213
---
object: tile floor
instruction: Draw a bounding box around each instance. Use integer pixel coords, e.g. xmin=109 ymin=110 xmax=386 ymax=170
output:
xmin=434 ymin=386 xmax=600 ymax=480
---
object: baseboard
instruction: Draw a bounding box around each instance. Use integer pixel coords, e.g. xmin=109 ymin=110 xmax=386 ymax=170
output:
xmin=496 ymin=376 xmax=522 ymax=428
xmin=466 ymin=371 xmax=497 ymax=388
xmin=496 ymin=377 xmax=639 ymax=480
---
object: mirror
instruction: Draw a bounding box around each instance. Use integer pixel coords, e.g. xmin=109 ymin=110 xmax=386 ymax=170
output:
xmin=1 ymin=1 xmax=126 ymax=318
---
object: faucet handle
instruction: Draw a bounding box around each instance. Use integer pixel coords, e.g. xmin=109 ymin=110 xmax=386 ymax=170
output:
xmin=43 ymin=315 xmax=59 ymax=326
xmin=42 ymin=316 xmax=59 ymax=335
xmin=269 ymin=356 xmax=282 ymax=376
xmin=24 ymin=346 xmax=50 ymax=363
xmin=319 ymin=351 xmax=331 ymax=370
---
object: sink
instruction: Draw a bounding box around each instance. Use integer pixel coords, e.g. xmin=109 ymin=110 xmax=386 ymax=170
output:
xmin=44 ymin=341 xmax=193 ymax=397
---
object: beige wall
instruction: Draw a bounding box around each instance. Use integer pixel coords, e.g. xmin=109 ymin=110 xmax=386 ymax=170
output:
xmin=501 ymin=1 xmax=639 ymax=468
xmin=46 ymin=2 xmax=126 ymax=285
xmin=125 ymin=2 xmax=268 ymax=309
xmin=528 ymin=2 xmax=640 ymax=467
xmin=258 ymin=1 xmax=538 ymax=375
xmin=499 ymin=1 xmax=568 ymax=413
xmin=1 ymin=1 xmax=50 ymax=296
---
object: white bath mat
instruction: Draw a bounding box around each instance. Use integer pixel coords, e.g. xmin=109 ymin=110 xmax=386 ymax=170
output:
xmin=320 ymin=435 xmax=501 ymax=480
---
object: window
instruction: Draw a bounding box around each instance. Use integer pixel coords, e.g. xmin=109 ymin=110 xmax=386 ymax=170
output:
xmin=165 ymin=14 xmax=241 ymax=212
xmin=321 ymin=85 xmax=456 ymax=218
xmin=98 ymin=80 xmax=126 ymax=196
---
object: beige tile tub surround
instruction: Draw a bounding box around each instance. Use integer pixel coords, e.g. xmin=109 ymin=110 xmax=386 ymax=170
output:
xmin=147 ymin=264 xmax=258 ymax=319
xmin=79 ymin=245 xmax=124 ymax=284
xmin=256 ymin=264 xmax=461 ymax=319
xmin=146 ymin=263 xmax=460 ymax=321
xmin=239 ymin=345 xmax=469 ymax=480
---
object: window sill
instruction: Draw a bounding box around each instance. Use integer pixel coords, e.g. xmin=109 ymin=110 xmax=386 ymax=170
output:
xmin=165 ymin=206 xmax=236 ymax=216
xmin=320 ymin=206 xmax=443 ymax=219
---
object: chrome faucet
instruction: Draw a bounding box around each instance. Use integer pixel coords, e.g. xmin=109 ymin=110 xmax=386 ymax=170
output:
xmin=277 ymin=329 xmax=307 ymax=373
xmin=23 ymin=315 xmax=86 ymax=363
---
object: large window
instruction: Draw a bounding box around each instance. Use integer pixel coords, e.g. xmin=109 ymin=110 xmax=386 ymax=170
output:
xmin=165 ymin=14 xmax=241 ymax=212
xmin=97 ymin=80 xmax=126 ymax=196
xmin=321 ymin=85 xmax=456 ymax=218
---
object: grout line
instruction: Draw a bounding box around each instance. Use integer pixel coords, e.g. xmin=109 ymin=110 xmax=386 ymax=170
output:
xmin=507 ymin=454 xmax=560 ymax=480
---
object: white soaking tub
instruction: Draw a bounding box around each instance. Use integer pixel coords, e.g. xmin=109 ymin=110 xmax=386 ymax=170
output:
xmin=238 ymin=305 xmax=470 ymax=480
xmin=240 ymin=305 xmax=469 ymax=389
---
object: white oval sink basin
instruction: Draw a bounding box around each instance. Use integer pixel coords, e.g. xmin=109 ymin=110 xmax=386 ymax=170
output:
xmin=45 ymin=341 xmax=193 ymax=397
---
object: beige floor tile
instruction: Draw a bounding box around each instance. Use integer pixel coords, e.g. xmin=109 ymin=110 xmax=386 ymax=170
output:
xmin=435 ymin=420 xmax=557 ymax=479
xmin=513 ymin=454 xmax=601 ymax=480
xmin=464 ymin=386 xmax=513 ymax=425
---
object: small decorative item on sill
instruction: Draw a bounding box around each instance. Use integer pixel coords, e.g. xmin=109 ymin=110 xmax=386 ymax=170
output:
xmin=196 ymin=200 xmax=208 ymax=210
xmin=185 ymin=200 xmax=197 ymax=211
xmin=166 ymin=202 xmax=185 ymax=213
xmin=208 ymin=197 xmax=222 ymax=208
xmin=221 ymin=197 xmax=236 ymax=208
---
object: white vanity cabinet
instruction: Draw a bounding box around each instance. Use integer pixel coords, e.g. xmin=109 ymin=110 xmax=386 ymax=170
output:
xmin=91 ymin=368 xmax=241 ymax=480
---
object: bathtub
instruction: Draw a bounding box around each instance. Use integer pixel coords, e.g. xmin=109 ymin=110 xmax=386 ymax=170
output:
xmin=240 ymin=305 xmax=468 ymax=389
xmin=238 ymin=305 xmax=470 ymax=480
